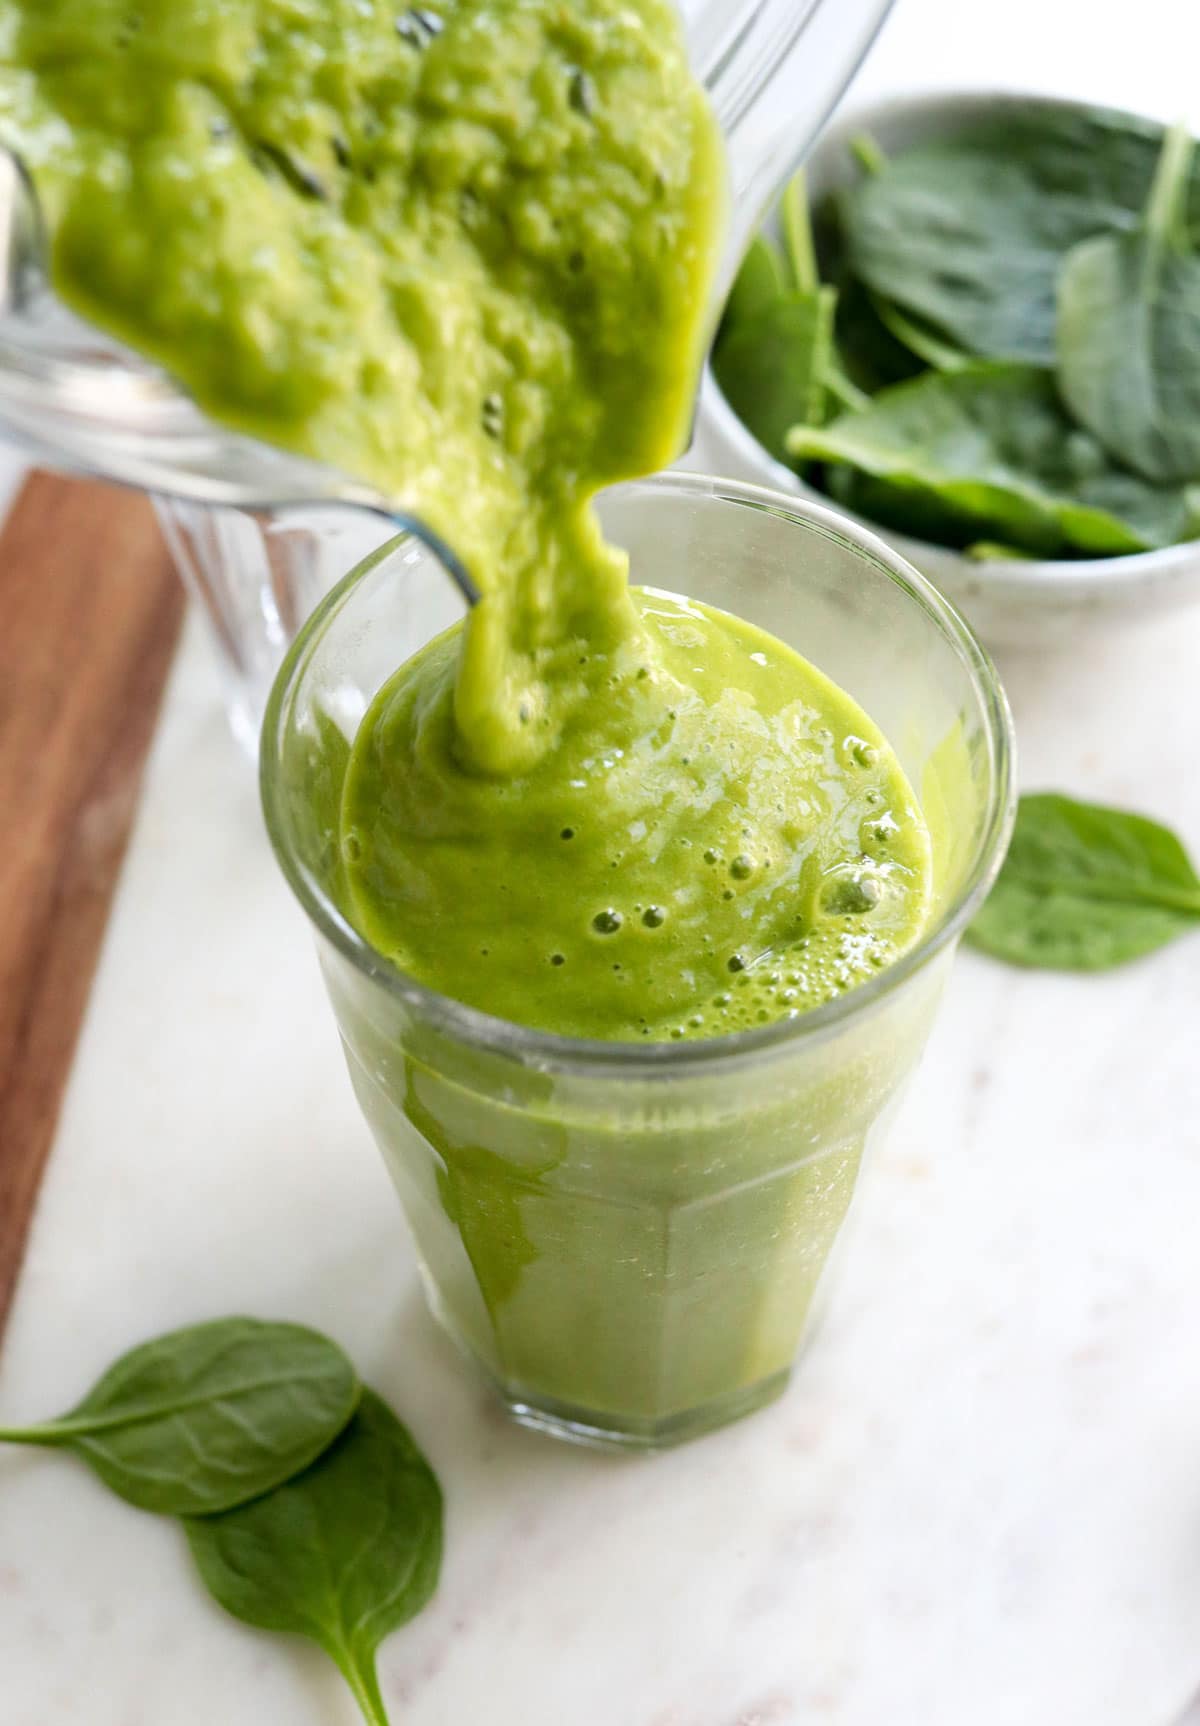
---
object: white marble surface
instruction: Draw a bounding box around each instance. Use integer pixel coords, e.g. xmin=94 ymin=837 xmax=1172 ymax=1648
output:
xmin=4 ymin=3 xmax=1200 ymax=1723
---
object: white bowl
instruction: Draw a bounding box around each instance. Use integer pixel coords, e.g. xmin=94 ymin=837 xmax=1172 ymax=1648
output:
xmin=691 ymin=89 xmax=1200 ymax=652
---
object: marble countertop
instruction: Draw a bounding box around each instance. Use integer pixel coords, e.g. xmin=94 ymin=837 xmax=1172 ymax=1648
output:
xmin=4 ymin=2 xmax=1200 ymax=1723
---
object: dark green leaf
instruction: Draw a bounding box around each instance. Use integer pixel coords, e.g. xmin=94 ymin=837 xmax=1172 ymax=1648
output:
xmin=1058 ymin=124 xmax=1200 ymax=483
xmin=713 ymin=288 xmax=836 ymax=461
xmin=789 ymin=363 xmax=1197 ymax=556
xmin=0 ymin=1318 xmax=360 ymax=1516
xmin=187 ymin=1389 xmax=443 ymax=1726
xmin=872 ymin=295 xmax=969 ymax=372
xmin=807 ymin=188 xmax=924 ymax=397
xmin=718 ymin=234 xmax=788 ymax=336
xmin=840 ymin=104 xmax=1200 ymax=363
xmin=967 ymin=792 xmax=1200 ymax=969
xmin=831 ymin=278 xmax=926 ymax=396
xmin=810 ymin=184 xmax=850 ymax=282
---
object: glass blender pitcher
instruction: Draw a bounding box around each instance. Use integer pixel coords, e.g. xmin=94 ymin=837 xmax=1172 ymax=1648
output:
xmin=0 ymin=0 xmax=896 ymax=751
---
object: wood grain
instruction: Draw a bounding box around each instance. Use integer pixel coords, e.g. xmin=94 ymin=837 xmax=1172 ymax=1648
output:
xmin=0 ymin=472 xmax=185 ymax=1337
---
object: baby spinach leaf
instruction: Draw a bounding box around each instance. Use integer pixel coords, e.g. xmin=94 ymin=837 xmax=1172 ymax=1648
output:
xmin=788 ymin=363 xmax=1197 ymax=556
xmin=832 ymin=277 xmax=927 ymax=395
xmin=719 ymin=234 xmax=788 ymax=335
xmin=0 ymin=1318 xmax=360 ymax=1516
xmin=1058 ymin=124 xmax=1200 ymax=483
xmin=822 ymin=358 xmax=870 ymax=414
xmin=840 ymin=104 xmax=1200 ymax=363
xmin=716 ymin=172 xmax=845 ymax=455
xmin=872 ymin=295 xmax=969 ymax=372
xmin=187 ymin=1389 xmax=443 ymax=1726
xmin=967 ymin=793 xmax=1200 ymax=969
xmin=808 ymin=188 xmax=924 ymax=397
xmin=713 ymin=288 xmax=836 ymax=461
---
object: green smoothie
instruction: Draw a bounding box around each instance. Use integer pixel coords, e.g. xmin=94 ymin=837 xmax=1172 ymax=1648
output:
xmin=2 ymin=0 xmax=939 ymax=1440
xmin=0 ymin=0 xmax=723 ymax=774
xmin=342 ymin=585 xmax=931 ymax=1041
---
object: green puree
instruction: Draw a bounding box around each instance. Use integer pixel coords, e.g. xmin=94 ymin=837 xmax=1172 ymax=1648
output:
xmin=343 ymin=587 xmax=931 ymax=1040
xmin=0 ymin=0 xmax=723 ymax=774
xmin=0 ymin=0 xmax=932 ymax=1041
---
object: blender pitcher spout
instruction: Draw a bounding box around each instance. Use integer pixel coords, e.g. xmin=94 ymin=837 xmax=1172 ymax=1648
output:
xmin=687 ymin=0 xmax=897 ymax=307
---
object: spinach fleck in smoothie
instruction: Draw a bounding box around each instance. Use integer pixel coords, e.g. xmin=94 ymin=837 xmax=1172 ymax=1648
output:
xmin=2 ymin=0 xmax=936 ymax=1437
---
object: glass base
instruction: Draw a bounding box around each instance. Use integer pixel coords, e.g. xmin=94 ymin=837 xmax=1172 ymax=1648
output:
xmin=498 ymin=1371 xmax=792 ymax=1452
xmin=419 ymin=1273 xmax=794 ymax=1450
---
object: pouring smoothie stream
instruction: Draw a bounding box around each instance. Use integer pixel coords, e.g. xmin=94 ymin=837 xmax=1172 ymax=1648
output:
xmin=1 ymin=0 xmax=945 ymax=1439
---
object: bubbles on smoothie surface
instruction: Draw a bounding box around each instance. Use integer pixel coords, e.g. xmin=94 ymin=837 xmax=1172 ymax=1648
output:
xmin=843 ymin=736 xmax=879 ymax=769
xmin=338 ymin=586 xmax=932 ymax=1043
xmin=820 ymin=863 xmax=886 ymax=917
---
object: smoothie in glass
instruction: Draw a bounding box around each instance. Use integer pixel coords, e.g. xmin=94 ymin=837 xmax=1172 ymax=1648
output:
xmin=263 ymin=478 xmax=1012 ymax=1447
xmin=1 ymin=1 xmax=1012 ymax=1443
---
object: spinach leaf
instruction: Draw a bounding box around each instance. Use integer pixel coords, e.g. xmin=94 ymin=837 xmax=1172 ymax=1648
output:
xmin=967 ymin=793 xmax=1200 ymax=969
xmin=719 ymin=234 xmax=788 ymax=335
xmin=0 ymin=1318 xmax=359 ymax=1516
xmin=832 ymin=278 xmax=927 ymax=395
xmin=822 ymin=359 xmax=870 ymax=415
xmin=872 ymin=296 xmax=969 ymax=372
xmin=187 ymin=1389 xmax=443 ymax=1726
xmin=788 ymin=363 xmax=1198 ymax=556
xmin=1058 ymin=124 xmax=1200 ymax=483
xmin=717 ymin=167 xmax=871 ymax=453
xmin=809 ymin=186 xmax=925 ymax=396
xmin=715 ymin=172 xmax=841 ymax=456
xmin=840 ymin=104 xmax=1200 ymax=363
xmin=713 ymin=288 xmax=836 ymax=461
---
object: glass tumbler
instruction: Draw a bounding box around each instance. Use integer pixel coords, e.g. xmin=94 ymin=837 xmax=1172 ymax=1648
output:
xmin=262 ymin=473 xmax=1014 ymax=1450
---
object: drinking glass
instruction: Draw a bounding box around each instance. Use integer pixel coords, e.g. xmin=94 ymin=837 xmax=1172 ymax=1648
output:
xmin=261 ymin=473 xmax=1015 ymax=1449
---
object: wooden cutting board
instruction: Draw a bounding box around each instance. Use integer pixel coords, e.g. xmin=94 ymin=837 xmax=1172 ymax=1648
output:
xmin=0 ymin=471 xmax=185 ymax=1338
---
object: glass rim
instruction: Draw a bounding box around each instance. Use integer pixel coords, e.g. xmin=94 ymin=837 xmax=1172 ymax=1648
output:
xmin=261 ymin=471 xmax=1017 ymax=1079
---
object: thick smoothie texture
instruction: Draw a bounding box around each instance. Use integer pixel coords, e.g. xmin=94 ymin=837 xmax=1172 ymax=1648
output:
xmin=0 ymin=0 xmax=723 ymax=773
xmin=342 ymin=586 xmax=931 ymax=1041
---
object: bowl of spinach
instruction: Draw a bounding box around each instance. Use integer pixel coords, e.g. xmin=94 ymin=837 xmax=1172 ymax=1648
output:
xmin=697 ymin=91 xmax=1200 ymax=650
